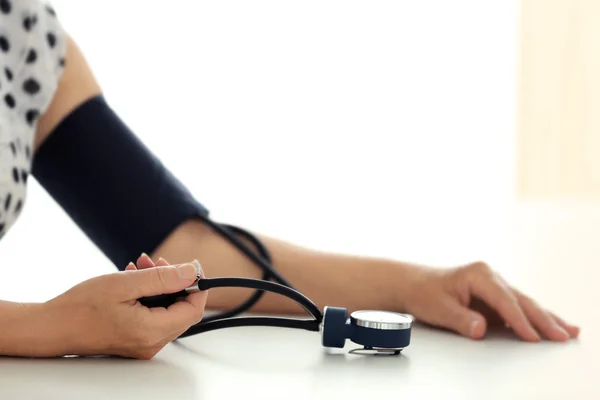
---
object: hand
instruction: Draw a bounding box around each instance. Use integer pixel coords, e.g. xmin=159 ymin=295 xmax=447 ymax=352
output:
xmin=401 ymin=261 xmax=580 ymax=342
xmin=46 ymin=254 xmax=208 ymax=359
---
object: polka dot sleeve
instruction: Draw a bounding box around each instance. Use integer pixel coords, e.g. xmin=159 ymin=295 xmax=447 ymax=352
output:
xmin=0 ymin=0 xmax=67 ymax=237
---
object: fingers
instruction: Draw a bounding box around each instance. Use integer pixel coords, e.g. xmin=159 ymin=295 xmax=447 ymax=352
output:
xmin=428 ymin=295 xmax=488 ymax=339
xmin=125 ymin=255 xmax=170 ymax=271
xmin=136 ymin=253 xmax=155 ymax=269
xmin=155 ymin=257 xmax=170 ymax=267
xmin=123 ymin=263 xmax=199 ymax=299
xmin=550 ymin=312 xmax=580 ymax=338
xmin=148 ymin=258 xmax=206 ymax=334
xmin=516 ymin=292 xmax=569 ymax=341
xmin=148 ymin=290 xmax=208 ymax=332
xmin=468 ymin=270 xmax=541 ymax=342
xmin=139 ymin=255 xmax=173 ymax=269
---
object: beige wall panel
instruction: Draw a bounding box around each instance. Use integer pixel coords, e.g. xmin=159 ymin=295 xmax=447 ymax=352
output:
xmin=518 ymin=0 xmax=600 ymax=199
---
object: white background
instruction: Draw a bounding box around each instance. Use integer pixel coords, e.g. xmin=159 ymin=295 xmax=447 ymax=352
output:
xmin=0 ymin=0 xmax=519 ymax=302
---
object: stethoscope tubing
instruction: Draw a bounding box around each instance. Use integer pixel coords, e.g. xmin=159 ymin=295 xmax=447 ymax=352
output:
xmin=166 ymin=217 xmax=412 ymax=354
xmin=174 ymin=216 xmax=323 ymax=338
xmin=196 ymin=277 xmax=322 ymax=321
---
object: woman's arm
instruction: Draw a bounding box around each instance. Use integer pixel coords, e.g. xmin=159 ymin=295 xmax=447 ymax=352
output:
xmin=0 ymin=301 xmax=63 ymax=357
xmin=35 ymin=35 xmax=101 ymax=150
xmin=150 ymin=219 xmax=579 ymax=343
xmin=34 ymin=34 xmax=579 ymax=343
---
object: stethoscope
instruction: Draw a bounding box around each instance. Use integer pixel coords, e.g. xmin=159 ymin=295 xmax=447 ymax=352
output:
xmin=138 ymin=216 xmax=412 ymax=356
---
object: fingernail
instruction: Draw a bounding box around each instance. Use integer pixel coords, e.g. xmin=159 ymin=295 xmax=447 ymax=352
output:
xmin=192 ymin=259 xmax=203 ymax=277
xmin=556 ymin=326 xmax=570 ymax=340
xmin=177 ymin=263 xmax=198 ymax=280
xmin=469 ymin=320 xmax=481 ymax=338
xmin=158 ymin=257 xmax=167 ymax=263
xmin=141 ymin=252 xmax=149 ymax=258
xmin=126 ymin=262 xmax=135 ymax=269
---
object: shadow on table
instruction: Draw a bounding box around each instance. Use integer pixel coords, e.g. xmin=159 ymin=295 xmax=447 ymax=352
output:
xmin=175 ymin=335 xmax=412 ymax=375
xmin=412 ymin=320 xmax=560 ymax=343
xmin=0 ymin=356 xmax=200 ymax=400
xmin=320 ymin=347 xmax=412 ymax=368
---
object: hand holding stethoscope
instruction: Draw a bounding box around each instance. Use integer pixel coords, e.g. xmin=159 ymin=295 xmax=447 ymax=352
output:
xmin=39 ymin=255 xmax=206 ymax=359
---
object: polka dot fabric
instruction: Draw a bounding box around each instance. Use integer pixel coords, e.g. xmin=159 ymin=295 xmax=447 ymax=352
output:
xmin=0 ymin=0 xmax=66 ymax=238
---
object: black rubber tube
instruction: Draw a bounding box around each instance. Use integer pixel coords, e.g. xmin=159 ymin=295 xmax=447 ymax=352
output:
xmin=199 ymin=216 xmax=294 ymax=288
xmin=195 ymin=221 xmax=272 ymax=323
xmin=176 ymin=217 xmax=323 ymax=338
xmin=179 ymin=317 xmax=320 ymax=337
xmin=198 ymin=277 xmax=322 ymax=322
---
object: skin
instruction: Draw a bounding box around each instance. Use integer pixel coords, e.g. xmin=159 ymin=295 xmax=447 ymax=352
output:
xmin=151 ymin=226 xmax=579 ymax=342
xmin=0 ymin=34 xmax=580 ymax=359
xmin=0 ymin=255 xmax=206 ymax=359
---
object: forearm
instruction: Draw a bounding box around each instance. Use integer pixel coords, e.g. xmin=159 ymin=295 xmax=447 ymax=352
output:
xmin=0 ymin=301 xmax=68 ymax=357
xmin=152 ymin=219 xmax=419 ymax=314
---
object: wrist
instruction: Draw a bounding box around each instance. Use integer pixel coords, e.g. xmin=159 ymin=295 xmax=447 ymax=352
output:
xmin=338 ymin=258 xmax=419 ymax=314
xmin=0 ymin=301 xmax=73 ymax=357
xmin=357 ymin=259 xmax=415 ymax=313
xmin=41 ymin=296 xmax=92 ymax=357
xmin=384 ymin=261 xmax=436 ymax=314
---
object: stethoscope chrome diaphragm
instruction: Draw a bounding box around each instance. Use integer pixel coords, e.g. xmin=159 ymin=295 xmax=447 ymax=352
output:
xmin=321 ymin=307 xmax=412 ymax=355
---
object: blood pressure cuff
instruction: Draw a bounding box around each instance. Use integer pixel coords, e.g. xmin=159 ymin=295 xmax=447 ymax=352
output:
xmin=31 ymin=95 xmax=210 ymax=269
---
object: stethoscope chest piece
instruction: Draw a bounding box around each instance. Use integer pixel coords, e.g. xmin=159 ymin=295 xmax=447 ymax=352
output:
xmin=321 ymin=306 xmax=412 ymax=356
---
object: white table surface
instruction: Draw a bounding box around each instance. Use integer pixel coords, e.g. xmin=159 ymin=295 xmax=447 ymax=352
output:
xmin=0 ymin=202 xmax=597 ymax=400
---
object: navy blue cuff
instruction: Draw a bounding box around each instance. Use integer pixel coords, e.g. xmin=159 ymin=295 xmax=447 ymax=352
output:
xmin=31 ymin=95 xmax=210 ymax=269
